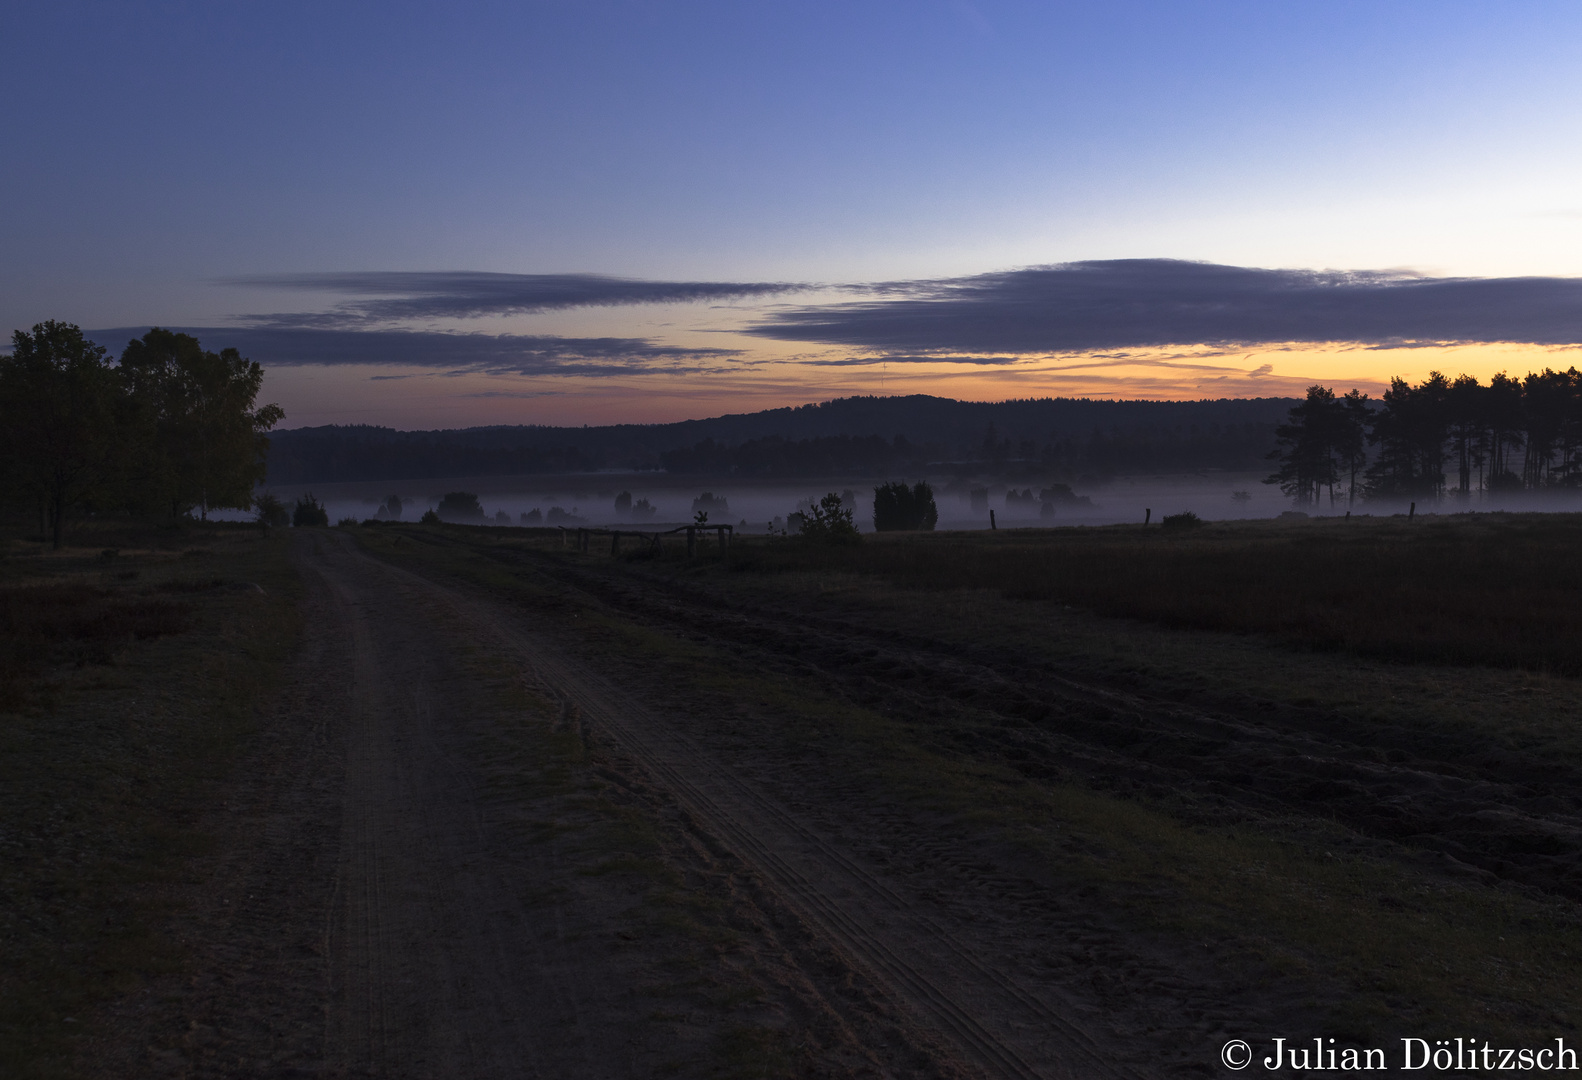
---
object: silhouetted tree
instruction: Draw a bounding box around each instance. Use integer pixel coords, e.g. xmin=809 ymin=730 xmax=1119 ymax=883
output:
xmin=0 ymin=322 xmax=121 ymax=547
xmin=1336 ymin=390 xmax=1372 ymax=506
xmin=1447 ymin=375 xmax=1484 ymax=497
xmin=1365 ymin=374 xmax=1451 ymax=500
xmin=1265 ymin=386 xmax=1344 ymax=505
xmin=1519 ymin=369 xmax=1577 ymax=488
xmin=436 ymin=491 xmax=485 ymax=521
xmin=798 ymin=492 xmax=861 ymax=543
xmin=119 ymin=328 xmax=283 ymax=519
xmin=872 ymin=481 xmax=939 ymax=531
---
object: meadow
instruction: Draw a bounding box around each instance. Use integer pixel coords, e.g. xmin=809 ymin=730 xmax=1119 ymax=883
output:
xmin=357 ymin=510 xmax=1582 ymax=1056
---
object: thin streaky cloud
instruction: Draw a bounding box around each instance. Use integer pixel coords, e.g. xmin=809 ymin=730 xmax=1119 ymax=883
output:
xmin=227 ymin=271 xmax=815 ymax=326
xmin=86 ymin=326 xmax=742 ymax=378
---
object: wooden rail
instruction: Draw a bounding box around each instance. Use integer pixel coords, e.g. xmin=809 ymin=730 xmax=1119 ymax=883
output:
xmin=558 ymin=523 xmax=734 ymax=557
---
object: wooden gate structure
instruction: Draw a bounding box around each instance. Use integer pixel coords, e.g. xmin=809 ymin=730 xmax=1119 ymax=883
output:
xmin=559 ymin=523 xmax=734 ymax=557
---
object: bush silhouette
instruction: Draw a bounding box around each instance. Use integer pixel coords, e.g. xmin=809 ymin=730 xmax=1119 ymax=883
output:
xmin=437 ymin=491 xmax=485 ymax=522
xmin=872 ymin=481 xmax=938 ymax=531
xmin=292 ymin=494 xmax=329 ymax=527
xmin=420 ymin=508 xmax=441 ymax=525
xmin=1161 ymin=511 xmax=1203 ymax=531
xmin=254 ymin=493 xmax=289 ymax=529
xmin=798 ymin=492 xmax=861 ymax=544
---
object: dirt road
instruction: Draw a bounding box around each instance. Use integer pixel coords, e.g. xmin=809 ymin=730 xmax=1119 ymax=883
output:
xmin=308 ymin=532 xmax=1132 ymax=1078
xmin=90 ymin=529 xmax=1159 ymax=1078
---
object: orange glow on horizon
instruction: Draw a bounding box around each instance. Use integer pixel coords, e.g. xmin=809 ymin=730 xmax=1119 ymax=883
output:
xmin=262 ymin=340 xmax=1582 ymax=430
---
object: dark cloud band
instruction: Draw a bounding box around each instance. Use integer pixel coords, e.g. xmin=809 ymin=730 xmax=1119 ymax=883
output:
xmin=229 ymin=271 xmax=807 ymax=325
xmin=85 ymin=327 xmax=738 ymax=377
xmin=746 ymin=259 xmax=1582 ymax=351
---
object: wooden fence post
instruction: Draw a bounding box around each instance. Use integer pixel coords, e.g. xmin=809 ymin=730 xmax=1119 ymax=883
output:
xmin=1144 ymin=508 xmax=1151 ymax=526
xmin=1408 ymin=501 xmax=1416 ymax=521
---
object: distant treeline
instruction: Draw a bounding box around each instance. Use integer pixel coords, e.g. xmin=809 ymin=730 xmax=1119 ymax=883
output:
xmin=0 ymin=322 xmax=281 ymax=546
xmin=1269 ymin=369 xmax=1582 ymax=503
xmin=268 ymin=395 xmax=1294 ymax=483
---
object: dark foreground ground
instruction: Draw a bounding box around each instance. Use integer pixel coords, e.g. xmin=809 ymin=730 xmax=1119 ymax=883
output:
xmin=4 ymin=513 xmax=1581 ymax=1078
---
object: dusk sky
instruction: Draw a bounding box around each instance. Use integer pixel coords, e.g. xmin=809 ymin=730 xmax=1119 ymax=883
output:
xmin=7 ymin=1 xmax=1582 ymax=428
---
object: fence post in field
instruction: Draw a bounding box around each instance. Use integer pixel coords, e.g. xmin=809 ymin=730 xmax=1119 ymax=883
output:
xmin=686 ymin=527 xmax=696 ymax=557
xmin=1409 ymin=502 xmax=1416 ymax=521
xmin=990 ymin=509 xmax=997 ymax=530
xmin=716 ymin=525 xmax=726 ymax=553
xmin=1144 ymin=508 xmax=1151 ymax=526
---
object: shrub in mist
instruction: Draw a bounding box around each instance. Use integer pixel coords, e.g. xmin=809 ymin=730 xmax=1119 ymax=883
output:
xmin=420 ymin=508 xmax=441 ymax=525
xmin=437 ymin=491 xmax=485 ymax=522
xmin=254 ymin=493 xmax=289 ymax=530
xmin=1161 ymin=511 xmax=1204 ymax=531
xmin=872 ymin=481 xmax=938 ymax=532
xmin=798 ymin=492 xmax=861 ymax=544
xmin=292 ymin=494 xmax=329 ymax=528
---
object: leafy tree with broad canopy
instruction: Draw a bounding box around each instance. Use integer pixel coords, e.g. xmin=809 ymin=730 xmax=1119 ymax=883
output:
xmin=0 ymin=322 xmax=283 ymax=546
xmin=0 ymin=322 xmax=121 ymax=547
xmin=119 ymin=328 xmax=284 ymax=519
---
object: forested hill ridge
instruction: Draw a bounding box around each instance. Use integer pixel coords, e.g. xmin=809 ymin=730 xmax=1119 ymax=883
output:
xmin=267 ymin=395 xmax=1295 ymax=483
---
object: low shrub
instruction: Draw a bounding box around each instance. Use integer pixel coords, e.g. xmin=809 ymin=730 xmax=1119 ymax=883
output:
xmin=291 ymin=494 xmax=329 ymax=528
xmin=1161 ymin=511 xmax=1203 ymax=531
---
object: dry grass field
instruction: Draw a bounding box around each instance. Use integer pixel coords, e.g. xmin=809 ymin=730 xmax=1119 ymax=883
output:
xmin=354 ymin=513 xmax=1582 ymax=1064
xmin=0 ymin=522 xmax=299 ymax=1078
xmin=7 ymin=511 xmax=1581 ymax=1077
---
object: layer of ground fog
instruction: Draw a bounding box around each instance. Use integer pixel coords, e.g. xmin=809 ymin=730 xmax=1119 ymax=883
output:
xmin=4 ymin=512 xmax=1581 ymax=1078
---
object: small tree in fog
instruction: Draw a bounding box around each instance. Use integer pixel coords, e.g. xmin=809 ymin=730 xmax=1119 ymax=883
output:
xmin=437 ymin=491 xmax=485 ymax=522
xmin=292 ymin=493 xmax=329 ymax=527
xmin=798 ymin=492 xmax=860 ymax=544
xmin=255 ymin=492 xmax=289 ymax=530
xmin=872 ymin=481 xmax=938 ymax=531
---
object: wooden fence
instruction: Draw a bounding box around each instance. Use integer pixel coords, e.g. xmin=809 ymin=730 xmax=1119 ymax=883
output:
xmin=559 ymin=523 xmax=734 ymax=557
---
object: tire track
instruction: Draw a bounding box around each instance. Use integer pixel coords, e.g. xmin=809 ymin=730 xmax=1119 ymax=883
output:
xmin=346 ymin=535 xmax=1133 ymax=1079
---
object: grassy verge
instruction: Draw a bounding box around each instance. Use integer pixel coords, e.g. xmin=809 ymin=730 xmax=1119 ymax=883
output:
xmin=0 ymin=521 xmax=300 ymax=1080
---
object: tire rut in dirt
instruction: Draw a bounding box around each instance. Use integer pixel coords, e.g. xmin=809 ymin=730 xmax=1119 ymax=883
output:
xmin=520 ymin=553 xmax=1582 ymax=902
xmin=358 ymin=540 xmax=1140 ymax=1079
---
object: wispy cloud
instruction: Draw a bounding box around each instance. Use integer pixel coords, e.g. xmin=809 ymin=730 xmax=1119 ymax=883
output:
xmin=746 ymin=259 xmax=1582 ymax=352
xmin=797 ymin=353 xmax=1026 ymax=367
xmin=227 ymin=271 xmax=812 ymax=327
xmin=87 ymin=326 xmax=741 ymax=377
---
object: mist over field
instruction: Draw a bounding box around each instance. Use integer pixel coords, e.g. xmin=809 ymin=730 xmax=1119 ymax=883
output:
xmin=253 ymin=389 xmax=1582 ymax=531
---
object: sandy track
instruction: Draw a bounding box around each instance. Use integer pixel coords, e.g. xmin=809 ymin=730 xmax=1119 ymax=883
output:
xmin=306 ymin=532 xmax=1130 ymax=1079
xmin=305 ymin=532 xmax=661 ymax=1079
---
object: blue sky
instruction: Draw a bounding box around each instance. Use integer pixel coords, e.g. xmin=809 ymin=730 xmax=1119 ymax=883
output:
xmin=6 ymin=1 xmax=1582 ymax=426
